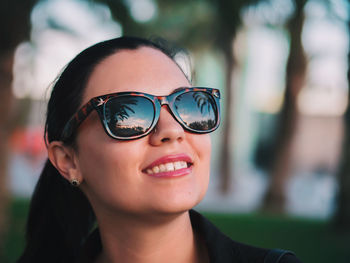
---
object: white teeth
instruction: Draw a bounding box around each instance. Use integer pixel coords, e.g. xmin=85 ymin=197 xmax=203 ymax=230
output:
xmin=159 ymin=164 xmax=166 ymax=172
xmin=145 ymin=161 xmax=189 ymax=174
xmin=152 ymin=166 xmax=160 ymax=173
xmin=180 ymin=161 xmax=187 ymax=168
xmin=174 ymin=161 xmax=182 ymax=170
xmin=165 ymin=163 xmax=174 ymax=171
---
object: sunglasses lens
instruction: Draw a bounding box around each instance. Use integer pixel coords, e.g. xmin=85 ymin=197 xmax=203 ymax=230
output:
xmin=174 ymin=91 xmax=218 ymax=131
xmin=104 ymin=96 xmax=155 ymax=138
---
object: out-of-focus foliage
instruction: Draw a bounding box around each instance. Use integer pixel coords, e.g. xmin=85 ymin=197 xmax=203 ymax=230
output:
xmin=335 ymin=16 xmax=350 ymax=231
xmin=262 ymin=0 xmax=308 ymax=213
xmin=0 ymin=0 xmax=39 ymax=258
xmin=0 ymin=0 xmax=37 ymax=51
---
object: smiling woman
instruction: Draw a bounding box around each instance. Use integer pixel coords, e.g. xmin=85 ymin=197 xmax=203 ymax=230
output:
xmin=16 ymin=37 xmax=302 ymax=263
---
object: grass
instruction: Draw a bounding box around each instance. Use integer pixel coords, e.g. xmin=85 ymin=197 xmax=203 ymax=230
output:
xmin=2 ymin=198 xmax=29 ymax=263
xmin=203 ymin=212 xmax=350 ymax=263
xmin=2 ymin=199 xmax=350 ymax=263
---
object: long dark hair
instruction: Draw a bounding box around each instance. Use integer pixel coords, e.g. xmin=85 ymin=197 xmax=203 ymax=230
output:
xmin=17 ymin=36 xmax=184 ymax=263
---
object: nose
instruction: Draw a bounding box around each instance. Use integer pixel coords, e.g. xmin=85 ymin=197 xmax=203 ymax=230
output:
xmin=149 ymin=106 xmax=185 ymax=145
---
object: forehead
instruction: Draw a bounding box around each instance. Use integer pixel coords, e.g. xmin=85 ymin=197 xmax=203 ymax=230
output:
xmin=82 ymin=47 xmax=190 ymax=104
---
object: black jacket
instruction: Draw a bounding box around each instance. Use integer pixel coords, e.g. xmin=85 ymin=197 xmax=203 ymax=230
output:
xmin=76 ymin=210 xmax=302 ymax=263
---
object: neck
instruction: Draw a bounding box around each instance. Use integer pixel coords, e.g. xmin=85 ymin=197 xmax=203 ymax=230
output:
xmin=95 ymin=210 xmax=208 ymax=263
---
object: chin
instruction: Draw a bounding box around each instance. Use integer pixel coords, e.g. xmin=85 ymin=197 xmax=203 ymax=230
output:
xmin=149 ymin=188 xmax=208 ymax=216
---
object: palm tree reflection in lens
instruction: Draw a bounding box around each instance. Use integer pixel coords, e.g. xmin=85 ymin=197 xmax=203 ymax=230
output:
xmin=175 ymin=92 xmax=216 ymax=131
xmin=106 ymin=97 xmax=153 ymax=137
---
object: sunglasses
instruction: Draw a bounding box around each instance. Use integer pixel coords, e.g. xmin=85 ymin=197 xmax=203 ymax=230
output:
xmin=61 ymin=87 xmax=221 ymax=141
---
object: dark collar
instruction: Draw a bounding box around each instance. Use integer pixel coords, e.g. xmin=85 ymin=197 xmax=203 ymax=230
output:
xmin=190 ymin=210 xmax=237 ymax=262
xmin=189 ymin=210 xmax=269 ymax=262
xmin=76 ymin=210 xmax=269 ymax=263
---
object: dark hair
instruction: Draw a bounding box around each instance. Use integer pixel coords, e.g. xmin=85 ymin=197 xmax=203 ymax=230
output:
xmin=17 ymin=36 xmax=185 ymax=263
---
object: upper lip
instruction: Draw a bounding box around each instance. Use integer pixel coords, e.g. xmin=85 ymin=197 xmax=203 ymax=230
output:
xmin=142 ymin=153 xmax=193 ymax=172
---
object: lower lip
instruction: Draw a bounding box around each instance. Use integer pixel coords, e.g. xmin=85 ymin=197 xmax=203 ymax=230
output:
xmin=146 ymin=166 xmax=193 ymax=178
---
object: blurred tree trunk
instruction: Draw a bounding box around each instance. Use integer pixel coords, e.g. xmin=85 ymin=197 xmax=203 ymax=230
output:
xmin=262 ymin=0 xmax=307 ymax=213
xmin=0 ymin=51 xmax=14 ymax=257
xmin=219 ymin=39 xmax=235 ymax=193
xmin=215 ymin=0 xmax=246 ymax=194
xmin=334 ymin=15 xmax=350 ymax=231
xmin=0 ymin=0 xmax=38 ymax=255
xmin=216 ymin=0 xmax=270 ymax=194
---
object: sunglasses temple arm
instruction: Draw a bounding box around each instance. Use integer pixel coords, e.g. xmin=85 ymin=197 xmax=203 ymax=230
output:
xmin=61 ymin=101 xmax=95 ymax=141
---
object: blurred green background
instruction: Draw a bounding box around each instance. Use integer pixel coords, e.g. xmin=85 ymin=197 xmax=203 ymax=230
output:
xmin=1 ymin=0 xmax=350 ymax=262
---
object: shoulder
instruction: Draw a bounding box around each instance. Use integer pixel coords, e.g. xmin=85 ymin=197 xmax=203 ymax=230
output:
xmin=278 ymin=253 xmax=303 ymax=263
xmin=189 ymin=210 xmax=303 ymax=263
xmin=264 ymin=249 xmax=303 ymax=263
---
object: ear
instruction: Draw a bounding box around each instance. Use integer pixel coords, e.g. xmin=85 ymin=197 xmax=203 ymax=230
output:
xmin=47 ymin=141 xmax=83 ymax=184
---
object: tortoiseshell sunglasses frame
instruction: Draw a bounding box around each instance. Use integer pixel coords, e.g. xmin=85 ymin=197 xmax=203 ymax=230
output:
xmin=61 ymin=87 xmax=221 ymax=141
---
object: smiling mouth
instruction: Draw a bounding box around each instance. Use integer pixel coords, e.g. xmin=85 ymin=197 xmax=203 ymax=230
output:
xmin=142 ymin=154 xmax=194 ymax=177
xmin=145 ymin=161 xmax=193 ymax=175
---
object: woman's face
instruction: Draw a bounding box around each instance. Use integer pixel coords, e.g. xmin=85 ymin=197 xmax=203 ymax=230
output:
xmin=75 ymin=47 xmax=211 ymax=219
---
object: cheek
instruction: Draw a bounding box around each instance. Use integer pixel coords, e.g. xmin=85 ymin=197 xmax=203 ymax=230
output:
xmin=192 ymin=134 xmax=211 ymax=168
xmin=189 ymin=134 xmax=212 ymax=195
xmin=76 ymin=132 xmax=147 ymax=208
xmin=76 ymin=113 xmax=145 ymax=185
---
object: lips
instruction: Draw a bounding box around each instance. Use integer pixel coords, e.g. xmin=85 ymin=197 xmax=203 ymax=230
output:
xmin=142 ymin=153 xmax=193 ymax=178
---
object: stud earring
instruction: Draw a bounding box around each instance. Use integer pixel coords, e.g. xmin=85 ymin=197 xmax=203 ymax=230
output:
xmin=71 ymin=179 xmax=80 ymax=187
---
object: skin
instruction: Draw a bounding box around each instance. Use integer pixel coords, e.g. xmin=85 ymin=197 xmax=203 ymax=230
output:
xmin=48 ymin=47 xmax=211 ymax=263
